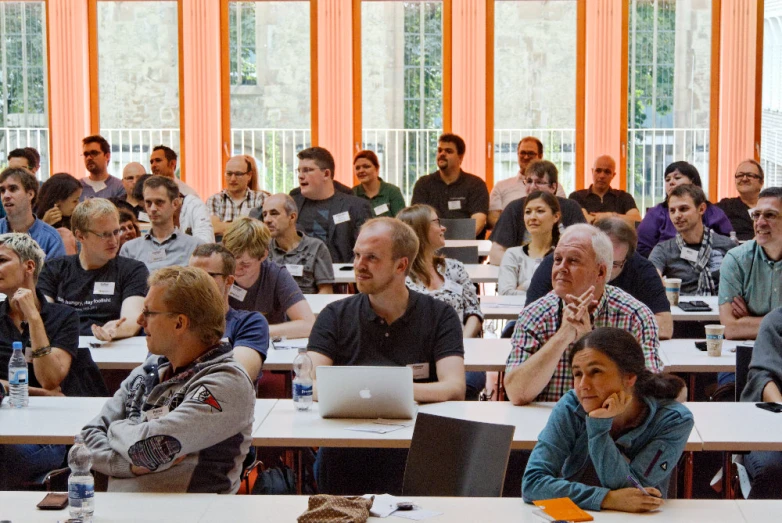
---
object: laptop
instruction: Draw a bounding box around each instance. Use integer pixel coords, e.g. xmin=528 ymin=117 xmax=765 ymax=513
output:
xmin=316 ymin=366 xmax=416 ymax=419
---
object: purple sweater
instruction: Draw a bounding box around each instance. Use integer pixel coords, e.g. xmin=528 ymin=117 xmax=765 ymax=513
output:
xmin=637 ymin=202 xmax=734 ymax=257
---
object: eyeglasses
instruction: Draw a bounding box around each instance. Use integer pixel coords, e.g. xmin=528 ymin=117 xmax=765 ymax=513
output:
xmin=524 ymin=178 xmax=550 ymax=187
xmin=141 ymin=309 xmax=179 ymax=319
xmin=87 ymin=229 xmax=122 ymax=240
xmin=518 ymin=151 xmax=538 ymax=158
xmin=82 ymin=150 xmax=102 ymax=158
xmin=750 ymin=210 xmax=781 ymax=222
xmin=612 ymin=258 xmax=627 ymax=270
xmin=431 ymin=218 xmax=441 ymax=226
xmin=735 ymin=172 xmax=763 ymax=181
xmin=225 ymin=171 xmax=249 ymax=178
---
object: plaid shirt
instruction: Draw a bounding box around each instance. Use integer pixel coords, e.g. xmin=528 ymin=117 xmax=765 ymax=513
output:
xmin=206 ymin=189 xmax=267 ymax=222
xmin=506 ymin=285 xmax=662 ymax=402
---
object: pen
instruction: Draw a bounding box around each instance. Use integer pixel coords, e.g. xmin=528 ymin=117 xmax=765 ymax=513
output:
xmin=627 ymin=474 xmax=651 ymax=496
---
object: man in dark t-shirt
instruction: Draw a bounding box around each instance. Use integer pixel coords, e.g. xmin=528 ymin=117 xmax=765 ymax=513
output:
xmin=569 ymin=155 xmax=641 ymax=227
xmin=717 ymin=159 xmax=765 ymax=241
xmin=38 ymin=198 xmax=147 ymax=339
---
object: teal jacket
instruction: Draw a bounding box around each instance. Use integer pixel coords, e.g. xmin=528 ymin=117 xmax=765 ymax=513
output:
xmin=522 ymin=390 xmax=693 ymax=511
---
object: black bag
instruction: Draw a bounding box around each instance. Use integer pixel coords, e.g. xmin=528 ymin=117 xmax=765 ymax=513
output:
xmin=252 ymin=464 xmax=296 ymax=495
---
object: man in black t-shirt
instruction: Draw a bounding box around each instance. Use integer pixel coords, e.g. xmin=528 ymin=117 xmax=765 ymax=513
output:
xmin=717 ymin=159 xmax=765 ymax=241
xmin=569 ymin=155 xmax=641 ymax=227
xmin=38 ymin=198 xmax=148 ymax=339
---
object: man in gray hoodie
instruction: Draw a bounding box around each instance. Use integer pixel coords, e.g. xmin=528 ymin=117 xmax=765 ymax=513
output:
xmin=81 ymin=265 xmax=255 ymax=493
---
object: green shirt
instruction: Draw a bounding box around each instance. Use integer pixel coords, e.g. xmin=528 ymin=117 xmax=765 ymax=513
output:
xmin=718 ymin=240 xmax=782 ymax=316
xmin=352 ymin=179 xmax=406 ymax=217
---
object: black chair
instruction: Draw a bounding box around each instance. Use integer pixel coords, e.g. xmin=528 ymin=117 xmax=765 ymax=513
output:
xmin=441 ymin=218 xmax=476 ymax=240
xmin=402 ymin=413 xmax=515 ymax=497
xmin=734 ymin=344 xmax=754 ymax=402
xmin=439 ymin=246 xmax=479 ymax=264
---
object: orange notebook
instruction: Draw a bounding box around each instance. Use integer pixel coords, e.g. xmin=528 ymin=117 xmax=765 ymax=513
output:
xmin=532 ymin=497 xmax=594 ymax=522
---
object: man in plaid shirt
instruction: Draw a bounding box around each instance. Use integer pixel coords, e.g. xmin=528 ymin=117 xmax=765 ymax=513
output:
xmin=504 ymin=224 xmax=662 ymax=405
xmin=207 ymin=155 xmax=268 ymax=236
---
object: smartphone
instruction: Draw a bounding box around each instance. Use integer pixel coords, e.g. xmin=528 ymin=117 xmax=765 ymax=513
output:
xmin=678 ymin=301 xmax=712 ymax=312
xmin=339 ymin=265 xmax=353 ymax=271
xmin=756 ymin=402 xmax=782 ymax=413
xmin=37 ymin=492 xmax=69 ymax=510
xmin=694 ymin=341 xmax=707 ymax=351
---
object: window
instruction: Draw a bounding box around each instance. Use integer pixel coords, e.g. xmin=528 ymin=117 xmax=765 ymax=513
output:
xmin=627 ymin=0 xmax=712 ymax=209
xmin=493 ymin=0 xmax=577 ymax=193
xmin=96 ymin=1 xmax=181 ymax=177
xmin=0 ymin=2 xmax=49 ymax=178
xmin=228 ymin=1 xmax=312 ymax=194
xmin=761 ymin=4 xmax=782 ymax=187
xmin=360 ymin=0 xmax=443 ymax=199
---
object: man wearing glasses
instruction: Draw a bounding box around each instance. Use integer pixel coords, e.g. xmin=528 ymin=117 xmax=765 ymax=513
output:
xmin=569 ymin=155 xmax=641 ymax=227
xmin=80 ymin=135 xmax=127 ymax=201
xmin=489 ymin=160 xmax=586 ymax=265
xmin=38 ymin=198 xmax=148 ymax=340
xmin=207 ymin=155 xmax=268 ymax=236
xmin=718 ymin=159 xmax=765 ymax=241
xmin=720 ymin=187 xmax=782 ymax=340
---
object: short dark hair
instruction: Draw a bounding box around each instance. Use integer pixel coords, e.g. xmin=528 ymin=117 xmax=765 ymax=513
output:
xmin=82 ymin=135 xmax=111 ymax=155
xmin=524 ymin=159 xmax=559 ymax=185
xmin=354 ymin=150 xmax=379 ymax=169
xmin=35 ymin=173 xmax=82 ymax=220
xmin=438 ymin=133 xmax=466 ymax=156
xmin=192 ymin=243 xmax=237 ymax=276
xmin=132 ymin=174 xmax=152 ymax=202
xmin=297 ymin=147 xmax=335 ymax=175
xmin=518 ymin=136 xmax=544 ymax=157
xmin=595 ymin=217 xmax=638 ymax=257
xmin=24 ymin=147 xmax=41 ymax=168
xmin=0 ymin=167 xmax=39 ymax=201
xmin=669 ymin=183 xmax=706 ymax=208
xmin=759 ymin=186 xmax=782 ymax=205
xmin=143 ymin=175 xmax=180 ymax=202
xmin=664 ymin=161 xmax=702 ymax=188
xmin=524 ymin=190 xmax=561 ymax=246
xmin=7 ymin=148 xmax=37 ymax=169
xmin=152 ymin=145 xmax=178 ymax=162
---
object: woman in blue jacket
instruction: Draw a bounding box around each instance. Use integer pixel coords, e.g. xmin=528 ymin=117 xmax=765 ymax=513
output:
xmin=522 ymin=327 xmax=693 ymax=513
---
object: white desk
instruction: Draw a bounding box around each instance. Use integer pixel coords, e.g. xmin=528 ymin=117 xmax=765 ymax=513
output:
xmin=444 ymin=239 xmax=491 ymax=256
xmin=82 ymin=335 xmax=149 ymax=370
xmin=687 ymin=402 xmax=782 ymax=452
xmin=736 ymin=499 xmax=782 ymax=523
xmin=671 ymin=296 xmax=720 ymax=322
xmin=659 ymin=338 xmax=747 ymax=373
xmin=332 ymin=263 xmax=500 ymax=284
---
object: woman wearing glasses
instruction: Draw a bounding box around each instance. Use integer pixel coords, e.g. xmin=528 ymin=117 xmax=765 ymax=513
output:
xmin=498 ymin=191 xmax=560 ymax=297
xmin=717 ymin=160 xmax=765 ymax=241
xmin=636 ymin=161 xmax=733 ymax=257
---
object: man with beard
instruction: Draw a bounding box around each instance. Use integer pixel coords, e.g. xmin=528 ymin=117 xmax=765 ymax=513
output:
xmin=80 ymin=135 xmax=127 ymax=201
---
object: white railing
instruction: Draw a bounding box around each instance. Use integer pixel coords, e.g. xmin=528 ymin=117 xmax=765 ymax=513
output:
xmin=230 ymin=128 xmax=311 ymax=195
xmin=100 ymin=128 xmax=180 ymax=178
xmin=627 ymin=128 xmax=709 ymax=212
xmin=494 ymin=129 xmax=576 ymax=195
xmin=761 ymin=128 xmax=782 ymax=188
xmin=0 ymin=127 xmax=50 ymax=180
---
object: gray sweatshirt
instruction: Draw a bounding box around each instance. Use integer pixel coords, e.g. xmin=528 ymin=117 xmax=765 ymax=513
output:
xmin=81 ymin=342 xmax=255 ymax=494
xmin=741 ymin=307 xmax=782 ymax=402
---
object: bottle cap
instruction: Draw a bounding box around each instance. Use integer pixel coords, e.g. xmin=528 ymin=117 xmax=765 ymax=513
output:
xmin=12 ymin=341 xmax=22 ymax=350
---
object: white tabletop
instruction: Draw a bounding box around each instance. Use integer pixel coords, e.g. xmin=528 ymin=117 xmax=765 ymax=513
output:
xmin=332 ymin=263 xmax=500 ymax=284
xmin=82 ymin=335 xmax=149 ymax=370
xmin=444 ymin=239 xmax=491 ymax=256
xmin=0 ymin=396 xmax=108 ymax=444
xmin=671 ymin=296 xmax=720 ymax=321
xmin=736 ymin=499 xmax=782 ymax=523
xmin=686 ymin=402 xmax=782 ymax=451
xmin=659 ymin=338 xmax=749 ymax=373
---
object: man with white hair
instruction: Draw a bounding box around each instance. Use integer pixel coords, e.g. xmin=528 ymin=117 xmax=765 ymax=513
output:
xmin=503 ymin=224 xmax=662 ymax=406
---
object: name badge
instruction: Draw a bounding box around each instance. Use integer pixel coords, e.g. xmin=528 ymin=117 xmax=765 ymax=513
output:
xmin=333 ymin=211 xmax=351 ymax=225
xmin=448 ymin=199 xmax=462 ymax=210
xmin=138 ymin=211 xmax=150 ymax=222
xmin=144 ymin=405 xmax=170 ymax=421
xmin=407 ymin=363 xmax=430 ymax=380
xmin=93 ymin=282 xmax=115 ymax=295
xmin=442 ymin=279 xmax=463 ymax=295
xmin=374 ymin=203 xmax=390 ymax=215
xmin=24 ymin=346 xmax=33 ymax=364
xmin=229 ymin=284 xmax=248 ymax=302
xmin=149 ymin=249 xmax=166 ymax=263
xmin=681 ymin=247 xmax=699 ymax=263
xmin=286 ymin=264 xmax=304 ymax=277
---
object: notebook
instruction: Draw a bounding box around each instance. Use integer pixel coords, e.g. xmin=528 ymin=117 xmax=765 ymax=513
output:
xmin=532 ymin=498 xmax=594 ymax=522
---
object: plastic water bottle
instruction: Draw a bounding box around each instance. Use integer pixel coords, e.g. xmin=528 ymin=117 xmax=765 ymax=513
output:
xmin=292 ymin=347 xmax=313 ymax=411
xmin=8 ymin=341 xmax=28 ymax=408
xmin=730 ymin=231 xmax=739 ymax=245
xmin=68 ymin=435 xmax=95 ymax=521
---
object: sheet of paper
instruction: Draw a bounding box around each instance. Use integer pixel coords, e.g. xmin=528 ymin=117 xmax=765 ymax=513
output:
xmin=345 ymin=420 xmax=412 ymax=434
xmin=364 ymin=494 xmax=398 ymax=518
xmin=392 ymin=509 xmax=443 ymax=521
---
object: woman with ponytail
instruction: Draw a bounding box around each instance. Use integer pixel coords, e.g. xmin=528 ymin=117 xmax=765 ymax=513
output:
xmin=522 ymin=327 xmax=693 ymax=513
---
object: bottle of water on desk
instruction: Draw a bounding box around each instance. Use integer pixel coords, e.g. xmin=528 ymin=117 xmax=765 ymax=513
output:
xmin=292 ymin=347 xmax=313 ymax=411
xmin=8 ymin=341 xmax=28 ymax=408
xmin=68 ymin=435 xmax=95 ymax=521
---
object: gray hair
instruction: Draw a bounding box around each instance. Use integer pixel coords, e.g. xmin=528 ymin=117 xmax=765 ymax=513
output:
xmin=560 ymin=224 xmax=613 ymax=272
xmin=277 ymin=193 xmax=298 ymax=217
xmin=0 ymin=233 xmax=45 ymax=282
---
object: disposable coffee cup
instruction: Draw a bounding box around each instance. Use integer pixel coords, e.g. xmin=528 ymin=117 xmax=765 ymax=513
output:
xmin=664 ymin=278 xmax=682 ymax=306
xmin=704 ymin=324 xmax=726 ymax=357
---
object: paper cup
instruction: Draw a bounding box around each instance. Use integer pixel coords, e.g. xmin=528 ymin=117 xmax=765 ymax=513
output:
xmin=664 ymin=278 xmax=682 ymax=307
xmin=704 ymin=324 xmax=726 ymax=357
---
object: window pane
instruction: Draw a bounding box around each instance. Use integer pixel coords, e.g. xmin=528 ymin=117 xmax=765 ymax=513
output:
xmin=97 ymin=1 xmax=181 ymax=176
xmin=0 ymin=2 xmax=50 ymax=179
xmin=361 ymin=0 xmax=443 ymax=200
xmin=761 ymin=5 xmax=782 ymax=187
xmin=493 ymin=0 xmax=577 ymax=194
xmin=229 ymin=1 xmax=312 ymax=194
xmin=627 ymin=0 xmax=711 ymax=210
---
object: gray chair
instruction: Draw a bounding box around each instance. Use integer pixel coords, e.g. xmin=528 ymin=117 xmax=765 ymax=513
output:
xmin=402 ymin=413 xmax=515 ymax=497
xmin=438 ymin=246 xmax=479 ymax=264
xmin=441 ymin=218 xmax=476 ymax=240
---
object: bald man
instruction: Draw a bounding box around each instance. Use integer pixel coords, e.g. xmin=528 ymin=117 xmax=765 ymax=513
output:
xmin=122 ymin=162 xmax=146 ymax=212
xmin=569 ymin=155 xmax=641 ymax=227
xmin=207 ymin=155 xmax=267 ymax=236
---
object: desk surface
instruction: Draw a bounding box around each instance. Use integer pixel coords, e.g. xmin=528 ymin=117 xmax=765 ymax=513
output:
xmin=671 ymin=296 xmax=720 ymax=321
xmin=332 ymin=263 xmax=499 ymax=284
xmin=82 ymin=335 xmax=148 ymax=370
xmin=685 ymin=402 xmax=782 ymax=452
xmin=659 ymin=338 xmax=748 ymax=373
xmin=444 ymin=239 xmax=491 ymax=256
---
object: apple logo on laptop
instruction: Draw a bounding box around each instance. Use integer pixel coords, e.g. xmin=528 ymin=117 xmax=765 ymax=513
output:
xmin=359 ymin=388 xmax=372 ymax=399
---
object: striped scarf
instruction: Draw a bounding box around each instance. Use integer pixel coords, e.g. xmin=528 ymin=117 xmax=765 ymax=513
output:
xmin=675 ymin=227 xmax=716 ymax=296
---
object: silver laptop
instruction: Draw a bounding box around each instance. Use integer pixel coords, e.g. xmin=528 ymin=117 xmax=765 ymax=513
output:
xmin=316 ymin=366 xmax=416 ymax=419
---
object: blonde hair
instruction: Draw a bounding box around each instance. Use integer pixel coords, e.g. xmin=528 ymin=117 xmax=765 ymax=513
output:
xmin=71 ymin=198 xmax=119 ymax=235
xmin=222 ymin=216 xmax=271 ymax=260
xmin=148 ymin=266 xmax=225 ymax=346
xmin=396 ymin=205 xmax=444 ymax=285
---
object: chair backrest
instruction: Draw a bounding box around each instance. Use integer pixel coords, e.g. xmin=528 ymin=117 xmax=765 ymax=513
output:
xmin=441 ymin=218 xmax=476 ymax=240
xmin=402 ymin=413 xmax=515 ymax=497
xmin=438 ymin=246 xmax=479 ymax=264
xmin=735 ymin=344 xmax=754 ymax=401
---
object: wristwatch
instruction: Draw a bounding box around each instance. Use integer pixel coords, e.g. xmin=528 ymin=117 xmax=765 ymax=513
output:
xmin=31 ymin=345 xmax=52 ymax=359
